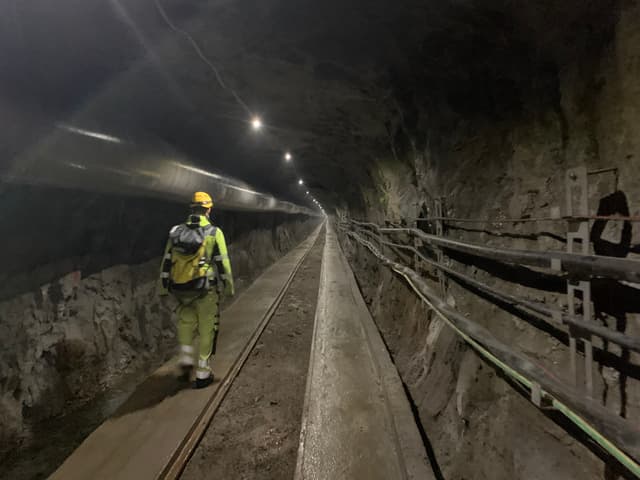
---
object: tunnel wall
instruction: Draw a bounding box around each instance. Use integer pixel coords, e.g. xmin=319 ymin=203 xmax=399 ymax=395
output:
xmin=343 ymin=3 xmax=639 ymax=478
xmin=0 ymin=185 xmax=318 ymax=457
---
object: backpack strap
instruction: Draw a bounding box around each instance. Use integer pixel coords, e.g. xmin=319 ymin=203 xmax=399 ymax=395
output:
xmin=201 ymin=224 xmax=218 ymax=288
xmin=202 ymin=224 xmax=216 ymax=237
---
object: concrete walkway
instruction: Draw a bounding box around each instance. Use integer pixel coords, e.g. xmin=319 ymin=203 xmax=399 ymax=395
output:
xmin=51 ymin=225 xmax=322 ymax=480
xmin=295 ymin=225 xmax=434 ymax=480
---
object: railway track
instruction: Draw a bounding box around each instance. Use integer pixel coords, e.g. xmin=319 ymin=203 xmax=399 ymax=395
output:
xmin=51 ymin=224 xmax=324 ymax=480
xmin=161 ymin=225 xmax=323 ymax=479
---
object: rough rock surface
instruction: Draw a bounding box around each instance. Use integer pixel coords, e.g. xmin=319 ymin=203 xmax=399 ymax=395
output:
xmin=341 ymin=2 xmax=640 ymax=479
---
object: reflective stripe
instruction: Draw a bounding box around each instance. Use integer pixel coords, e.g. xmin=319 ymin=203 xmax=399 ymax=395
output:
xmin=160 ymin=272 xmax=170 ymax=278
xmin=164 ymin=253 xmax=172 ymax=260
xmin=179 ymin=354 xmax=194 ymax=367
xmin=221 ymin=273 xmax=229 ymax=280
xmin=196 ymin=358 xmax=211 ymax=379
xmin=214 ymin=254 xmax=228 ymax=261
xmin=181 ymin=345 xmax=195 ymax=354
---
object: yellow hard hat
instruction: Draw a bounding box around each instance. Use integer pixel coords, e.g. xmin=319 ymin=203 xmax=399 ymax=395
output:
xmin=191 ymin=191 xmax=213 ymax=208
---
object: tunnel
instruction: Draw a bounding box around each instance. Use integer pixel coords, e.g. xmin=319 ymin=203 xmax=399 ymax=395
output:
xmin=1 ymin=1 xmax=639 ymax=479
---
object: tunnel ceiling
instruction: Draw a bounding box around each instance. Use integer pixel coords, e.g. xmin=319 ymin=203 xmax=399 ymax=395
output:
xmin=0 ymin=0 xmax=617 ymax=210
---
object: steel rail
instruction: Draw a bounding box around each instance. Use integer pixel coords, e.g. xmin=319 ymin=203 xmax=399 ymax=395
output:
xmin=159 ymin=225 xmax=323 ymax=479
xmin=344 ymin=229 xmax=640 ymax=474
xmin=352 ymin=226 xmax=640 ymax=353
xmin=347 ymin=220 xmax=640 ymax=283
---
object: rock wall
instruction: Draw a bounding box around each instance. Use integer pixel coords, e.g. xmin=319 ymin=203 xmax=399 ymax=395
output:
xmin=343 ymin=2 xmax=640 ymax=479
xmin=0 ymin=185 xmax=317 ymax=459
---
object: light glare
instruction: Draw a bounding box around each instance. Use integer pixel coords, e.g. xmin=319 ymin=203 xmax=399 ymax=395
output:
xmin=285 ymin=152 xmax=292 ymax=161
xmin=251 ymin=116 xmax=263 ymax=130
xmin=58 ymin=123 xmax=123 ymax=144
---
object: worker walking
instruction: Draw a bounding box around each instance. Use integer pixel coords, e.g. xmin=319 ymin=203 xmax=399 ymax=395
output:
xmin=159 ymin=192 xmax=234 ymax=388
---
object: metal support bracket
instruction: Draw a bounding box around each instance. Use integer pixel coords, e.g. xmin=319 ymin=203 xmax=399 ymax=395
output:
xmin=565 ymin=166 xmax=594 ymax=398
xmin=435 ymin=197 xmax=446 ymax=296
xmin=530 ymin=382 xmax=554 ymax=410
xmin=413 ymin=216 xmax=423 ymax=273
xmin=531 ymin=382 xmax=542 ymax=407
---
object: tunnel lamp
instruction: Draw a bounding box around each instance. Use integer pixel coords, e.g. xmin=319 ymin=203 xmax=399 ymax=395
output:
xmin=285 ymin=152 xmax=292 ymax=161
xmin=306 ymin=191 xmax=309 ymax=194
xmin=251 ymin=116 xmax=263 ymax=131
xmin=298 ymin=179 xmax=304 ymax=185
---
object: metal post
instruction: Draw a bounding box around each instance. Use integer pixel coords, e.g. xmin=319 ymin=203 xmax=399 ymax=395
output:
xmin=413 ymin=215 xmax=423 ymax=273
xmin=435 ymin=197 xmax=446 ymax=296
xmin=565 ymin=166 xmax=594 ymax=397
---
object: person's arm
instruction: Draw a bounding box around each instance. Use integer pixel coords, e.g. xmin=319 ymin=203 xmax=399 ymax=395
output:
xmin=214 ymin=228 xmax=234 ymax=296
xmin=159 ymin=238 xmax=172 ymax=296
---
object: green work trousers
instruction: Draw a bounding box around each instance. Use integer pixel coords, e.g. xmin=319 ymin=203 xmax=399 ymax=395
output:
xmin=175 ymin=290 xmax=220 ymax=363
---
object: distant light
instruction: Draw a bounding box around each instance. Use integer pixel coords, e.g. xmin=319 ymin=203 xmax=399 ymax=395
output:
xmin=67 ymin=162 xmax=87 ymax=170
xmin=58 ymin=123 xmax=123 ymax=144
xmin=298 ymin=179 xmax=304 ymax=185
xmin=305 ymin=191 xmax=309 ymax=195
xmin=251 ymin=116 xmax=263 ymax=130
xmin=285 ymin=152 xmax=292 ymax=161
xmin=175 ymin=162 xmax=223 ymax=180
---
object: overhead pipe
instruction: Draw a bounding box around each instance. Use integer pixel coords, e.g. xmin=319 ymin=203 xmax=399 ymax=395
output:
xmin=352 ymin=226 xmax=640 ymax=353
xmin=348 ymin=220 xmax=640 ymax=283
xmin=1 ymin=126 xmax=317 ymax=216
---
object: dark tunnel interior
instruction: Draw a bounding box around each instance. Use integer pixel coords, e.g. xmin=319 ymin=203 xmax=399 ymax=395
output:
xmin=1 ymin=1 xmax=639 ymax=479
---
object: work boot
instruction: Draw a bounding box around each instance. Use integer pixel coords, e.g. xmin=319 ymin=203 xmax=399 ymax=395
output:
xmin=194 ymin=375 xmax=214 ymax=389
xmin=194 ymin=358 xmax=214 ymax=389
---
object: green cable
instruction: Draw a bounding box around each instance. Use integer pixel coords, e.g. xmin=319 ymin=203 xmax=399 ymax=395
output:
xmin=351 ymin=232 xmax=640 ymax=477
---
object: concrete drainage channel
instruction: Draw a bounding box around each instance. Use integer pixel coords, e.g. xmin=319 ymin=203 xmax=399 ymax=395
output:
xmin=177 ymin=224 xmax=432 ymax=480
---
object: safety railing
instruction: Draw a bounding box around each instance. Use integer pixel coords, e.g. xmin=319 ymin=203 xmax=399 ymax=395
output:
xmin=338 ymin=217 xmax=640 ymax=477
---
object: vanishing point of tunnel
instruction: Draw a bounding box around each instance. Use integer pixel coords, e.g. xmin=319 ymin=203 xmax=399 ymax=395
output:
xmin=1 ymin=1 xmax=639 ymax=479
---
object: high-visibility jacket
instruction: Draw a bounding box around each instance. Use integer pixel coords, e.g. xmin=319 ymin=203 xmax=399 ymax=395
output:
xmin=159 ymin=214 xmax=234 ymax=296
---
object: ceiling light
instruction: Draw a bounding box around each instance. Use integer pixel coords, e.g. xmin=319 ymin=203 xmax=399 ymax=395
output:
xmin=298 ymin=179 xmax=304 ymax=185
xmin=57 ymin=123 xmax=123 ymax=144
xmin=251 ymin=116 xmax=263 ymax=130
xmin=285 ymin=152 xmax=292 ymax=161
